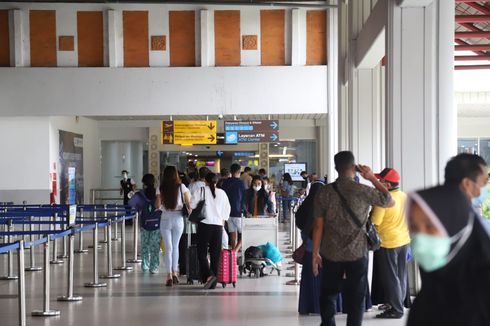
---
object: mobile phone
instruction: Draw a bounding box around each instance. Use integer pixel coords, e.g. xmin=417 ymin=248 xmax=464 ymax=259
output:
xmin=355 ymin=165 xmax=362 ymax=173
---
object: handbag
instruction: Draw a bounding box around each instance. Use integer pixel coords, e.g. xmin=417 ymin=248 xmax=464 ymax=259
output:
xmin=180 ymin=185 xmax=190 ymax=217
xmin=188 ymin=187 xmax=206 ymax=223
xmin=292 ymin=243 xmax=305 ymax=265
xmin=332 ymin=182 xmax=381 ymax=251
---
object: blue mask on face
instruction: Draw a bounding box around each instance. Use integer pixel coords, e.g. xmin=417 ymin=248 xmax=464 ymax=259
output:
xmin=472 ymin=185 xmax=488 ymax=207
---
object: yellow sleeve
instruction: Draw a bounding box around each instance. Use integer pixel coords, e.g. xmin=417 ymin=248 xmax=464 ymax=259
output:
xmin=370 ymin=206 xmax=386 ymax=226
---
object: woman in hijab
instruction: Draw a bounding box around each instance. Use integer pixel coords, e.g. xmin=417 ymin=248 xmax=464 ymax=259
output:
xmin=406 ymin=154 xmax=490 ymax=326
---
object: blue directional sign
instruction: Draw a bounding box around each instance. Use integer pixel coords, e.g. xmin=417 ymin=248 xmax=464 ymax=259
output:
xmin=216 ymin=150 xmax=225 ymax=157
xmin=224 ymin=120 xmax=280 ymax=144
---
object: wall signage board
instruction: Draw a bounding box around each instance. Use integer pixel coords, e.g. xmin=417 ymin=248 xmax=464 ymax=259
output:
xmin=224 ymin=120 xmax=279 ymax=144
xmin=161 ymin=120 xmax=217 ymax=145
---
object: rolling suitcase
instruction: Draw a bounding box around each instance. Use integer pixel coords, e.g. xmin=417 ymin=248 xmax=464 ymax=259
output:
xmin=218 ymin=249 xmax=237 ymax=288
xmin=186 ymin=219 xmax=201 ymax=285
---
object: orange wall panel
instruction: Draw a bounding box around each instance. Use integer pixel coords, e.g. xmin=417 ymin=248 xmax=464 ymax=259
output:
xmin=169 ymin=11 xmax=196 ymax=67
xmin=77 ymin=11 xmax=104 ymax=67
xmin=260 ymin=10 xmax=285 ymax=66
xmin=307 ymin=10 xmax=327 ymax=65
xmin=214 ymin=10 xmax=240 ymax=67
xmin=0 ymin=10 xmax=9 ymax=67
xmin=123 ymin=11 xmax=149 ymax=67
xmin=30 ymin=10 xmax=57 ymax=67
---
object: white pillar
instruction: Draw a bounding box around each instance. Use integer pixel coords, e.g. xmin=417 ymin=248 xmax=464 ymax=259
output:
xmin=327 ymin=5 xmax=339 ymax=180
xmin=11 ymin=9 xmax=26 ymax=67
xmin=200 ymin=9 xmax=214 ymax=67
xmin=291 ymin=9 xmax=306 ymax=66
xmin=386 ymin=0 xmax=455 ymax=191
xmin=107 ymin=9 xmax=121 ymax=68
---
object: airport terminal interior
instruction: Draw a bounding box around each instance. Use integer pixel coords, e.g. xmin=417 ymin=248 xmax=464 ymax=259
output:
xmin=1 ymin=0 xmax=490 ymax=325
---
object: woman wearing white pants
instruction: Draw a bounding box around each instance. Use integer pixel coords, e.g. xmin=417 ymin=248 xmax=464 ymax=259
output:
xmin=160 ymin=166 xmax=191 ymax=287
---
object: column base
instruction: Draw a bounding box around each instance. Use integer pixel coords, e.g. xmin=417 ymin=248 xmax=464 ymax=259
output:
xmin=31 ymin=310 xmax=61 ymax=317
xmin=57 ymin=295 xmax=83 ymax=302
xmin=114 ymin=266 xmax=133 ymax=271
xmin=100 ymin=273 xmax=121 ymax=279
xmin=84 ymin=282 xmax=107 ymax=288
xmin=25 ymin=266 xmax=43 ymax=272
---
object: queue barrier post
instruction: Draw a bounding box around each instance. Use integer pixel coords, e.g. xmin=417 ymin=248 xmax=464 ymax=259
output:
xmin=0 ymin=220 xmax=19 ymax=280
xmin=25 ymin=216 xmax=42 ymax=272
xmin=88 ymin=209 xmax=101 ymax=250
xmin=285 ymin=209 xmax=300 ymax=285
xmin=114 ymin=214 xmax=133 ymax=271
xmin=50 ymin=213 xmax=63 ymax=265
xmin=18 ymin=240 xmax=26 ymax=326
xmin=112 ymin=209 xmax=119 ymax=241
xmin=58 ymin=209 xmax=69 ymax=259
xmin=58 ymin=232 xmax=82 ymax=302
xmin=84 ymin=220 xmax=107 ymax=288
xmin=32 ymin=237 xmax=61 ymax=317
xmin=75 ymin=208 xmax=88 ymax=254
xmin=99 ymin=204 xmax=109 ymax=244
xmin=101 ymin=219 xmax=121 ymax=279
xmin=127 ymin=212 xmax=141 ymax=264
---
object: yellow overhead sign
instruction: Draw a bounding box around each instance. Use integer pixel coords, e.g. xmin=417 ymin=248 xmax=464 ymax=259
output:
xmin=161 ymin=120 xmax=217 ymax=145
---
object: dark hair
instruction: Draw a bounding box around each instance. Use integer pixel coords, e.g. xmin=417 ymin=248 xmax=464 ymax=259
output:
xmin=263 ymin=177 xmax=270 ymax=183
xmin=334 ymin=151 xmax=355 ymax=173
xmin=205 ymin=172 xmax=219 ymax=198
xmin=160 ymin=166 xmax=181 ymax=210
xmin=230 ymin=163 xmax=241 ymax=174
xmin=121 ymin=170 xmax=128 ymax=174
xmin=387 ymin=181 xmax=399 ymax=189
xmin=444 ymin=153 xmax=487 ymax=186
xmin=259 ymin=168 xmax=267 ymax=175
xmin=220 ymin=168 xmax=229 ymax=177
xmin=283 ymin=173 xmax=293 ymax=185
xmin=141 ymin=174 xmax=156 ymax=200
xmin=188 ymin=172 xmax=197 ymax=182
xmin=252 ymin=175 xmax=263 ymax=186
xmin=300 ymin=171 xmax=307 ymax=176
xmin=244 ymin=167 xmax=252 ymax=173
xmin=199 ymin=167 xmax=210 ymax=180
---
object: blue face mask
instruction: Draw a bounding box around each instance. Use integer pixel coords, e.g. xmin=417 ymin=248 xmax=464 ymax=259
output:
xmin=472 ymin=185 xmax=488 ymax=207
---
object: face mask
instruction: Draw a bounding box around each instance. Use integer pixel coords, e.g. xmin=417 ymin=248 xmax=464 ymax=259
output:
xmin=411 ymin=233 xmax=451 ymax=272
xmin=472 ymin=185 xmax=488 ymax=206
xmin=253 ymin=186 xmax=261 ymax=192
xmin=123 ymin=174 xmax=128 ymax=180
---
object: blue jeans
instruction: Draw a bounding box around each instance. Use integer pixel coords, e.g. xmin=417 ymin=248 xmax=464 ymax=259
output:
xmin=320 ymin=256 xmax=368 ymax=326
xmin=160 ymin=212 xmax=184 ymax=274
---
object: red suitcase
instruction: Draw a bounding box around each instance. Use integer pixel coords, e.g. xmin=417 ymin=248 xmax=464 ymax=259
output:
xmin=218 ymin=249 xmax=237 ymax=288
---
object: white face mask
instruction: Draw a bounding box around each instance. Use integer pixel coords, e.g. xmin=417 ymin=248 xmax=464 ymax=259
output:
xmin=123 ymin=173 xmax=128 ymax=180
xmin=253 ymin=186 xmax=261 ymax=192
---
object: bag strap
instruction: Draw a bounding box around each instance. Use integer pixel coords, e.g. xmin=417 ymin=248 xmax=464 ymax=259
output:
xmin=332 ymin=182 xmax=365 ymax=229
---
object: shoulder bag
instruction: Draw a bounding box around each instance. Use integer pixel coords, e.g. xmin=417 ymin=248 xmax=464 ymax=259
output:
xmin=180 ymin=184 xmax=190 ymax=217
xmin=332 ymin=182 xmax=381 ymax=251
xmin=188 ymin=187 xmax=206 ymax=223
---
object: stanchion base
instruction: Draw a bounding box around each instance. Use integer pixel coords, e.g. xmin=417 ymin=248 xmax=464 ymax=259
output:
xmin=25 ymin=267 xmax=43 ymax=272
xmin=114 ymin=266 xmax=133 ymax=271
xmin=126 ymin=259 xmax=142 ymax=264
xmin=286 ymin=266 xmax=295 ymax=270
xmin=32 ymin=310 xmax=61 ymax=317
xmin=50 ymin=260 xmax=64 ymax=265
xmin=88 ymin=245 xmax=102 ymax=249
xmin=84 ymin=282 xmax=107 ymax=288
xmin=101 ymin=273 xmax=121 ymax=279
xmin=57 ymin=255 xmax=69 ymax=259
xmin=98 ymin=240 xmax=108 ymax=244
xmin=0 ymin=275 xmax=18 ymax=280
xmin=74 ymin=249 xmax=89 ymax=254
xmin=285 ymin=273 xmax=295 ymax=277
xmin=285 ymin=280 xmax=300 ymax=286
xmin=58 ymin=295 xmax=83 ymax=302
xmin=111 ymin=238 xmax=120 ymax=241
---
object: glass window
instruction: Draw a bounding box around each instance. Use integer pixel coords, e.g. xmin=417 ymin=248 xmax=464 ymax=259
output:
xmin=479 ymin=139 xmax=490 ymax=164
xmin=458 ymin=138 xmax=479 ymax=155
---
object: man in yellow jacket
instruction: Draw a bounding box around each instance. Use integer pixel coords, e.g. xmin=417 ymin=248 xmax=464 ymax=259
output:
xmin=371 ymin=168 xmax=411 ymax=319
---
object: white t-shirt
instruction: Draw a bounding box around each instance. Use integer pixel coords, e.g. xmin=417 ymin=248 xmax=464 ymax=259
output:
xmin=190 ymin=186 xmax=231 ymax=226
xmin=160 ymin=184 xmax=190 ymax=213
xmin=189 ymin=181 xmax=206 ymax=196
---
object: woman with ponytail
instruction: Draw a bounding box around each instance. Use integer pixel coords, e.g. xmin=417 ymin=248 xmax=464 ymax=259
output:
xmin=190 ymin=172 xmax=231 ymax=289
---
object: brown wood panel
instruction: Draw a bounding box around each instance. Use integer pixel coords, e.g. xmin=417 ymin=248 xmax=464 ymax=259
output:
xmin=30 ymin=10 xmax=57 ymax=67
xmin=0 ymin=10 xmax=9 ymax=66
xmin=169 ymin=11 xmax=195 ymax=67
xmin=260 ymin=10 xmax=285 ymax=66
xmin=214 ymin=10 xmax=240 ymax=66
xmin=307 ymin=10 xmax=327 ymax=65
xmin=123 ymin=11 xmax=149 ymax=67
xmin=77 ymin=11 xmax=104 ymax=67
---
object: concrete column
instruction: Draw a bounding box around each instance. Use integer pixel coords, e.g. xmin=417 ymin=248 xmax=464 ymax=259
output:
xmin=386 ymin=0 xmax=455 ymax=191
xmin=291 ymin=9 xmax=306 ymax=66
xmin=11 ymin=9 xmax=26 ymax=67
xmin=149 ymin=127 xmax=160 ymax=179
xmin=108 ymin=10 xmax=122 ymax=68
xmin=327 ymin=5 xmax=339 ymax=180
xmin=259 ymin=143 xmax=269 ymax=176
xmin=200 ymin=10 xmax=214 ymax=67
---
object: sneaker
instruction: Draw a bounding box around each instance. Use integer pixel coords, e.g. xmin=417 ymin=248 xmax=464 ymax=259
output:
xmin=150 ymin=269 xmax=159 ymax=274
xmin=375 ymin=309 xmax=403 ymax=319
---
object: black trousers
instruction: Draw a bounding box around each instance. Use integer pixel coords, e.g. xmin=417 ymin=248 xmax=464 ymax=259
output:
xmin=320 ymin=256 xmax=368 ymax=326
xmin=196 ymin=222 xmax=222 ymax=282
xmin=376 ymin=245 xmax=409 ymax=314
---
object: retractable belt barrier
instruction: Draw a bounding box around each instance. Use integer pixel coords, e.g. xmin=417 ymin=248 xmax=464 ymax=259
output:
xmin=0 ymin=204 xmax=137 ymax=326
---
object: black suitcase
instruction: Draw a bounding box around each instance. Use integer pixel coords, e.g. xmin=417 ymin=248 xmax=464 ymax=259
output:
xmin=185 ymin=219 xmax=200 ymax=284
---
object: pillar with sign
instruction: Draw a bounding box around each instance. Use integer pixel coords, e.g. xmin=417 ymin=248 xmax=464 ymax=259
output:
xmin=259 ymin=143 xmax=269 ymax=176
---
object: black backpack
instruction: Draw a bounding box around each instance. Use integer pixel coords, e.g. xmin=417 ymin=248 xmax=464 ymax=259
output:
xmin=138 ymin=191 xmax=162 ymax=231
xmin=245 ymin=246 xmax=264 ymax=260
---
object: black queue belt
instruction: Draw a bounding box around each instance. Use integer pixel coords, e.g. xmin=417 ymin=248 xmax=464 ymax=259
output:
xmin=0 ymin=204 xmax=136 ymax=326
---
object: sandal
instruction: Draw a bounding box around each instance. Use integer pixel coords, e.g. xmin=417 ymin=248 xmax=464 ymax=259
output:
xmin=165 ymin=279 xmax=173 ymax=287
xmin=172 ymin=275 xmax=180 ymax=285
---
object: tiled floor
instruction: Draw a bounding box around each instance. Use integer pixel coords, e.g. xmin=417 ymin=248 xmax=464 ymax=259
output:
xmin=0 ymin=227 xmax=408 ymax=326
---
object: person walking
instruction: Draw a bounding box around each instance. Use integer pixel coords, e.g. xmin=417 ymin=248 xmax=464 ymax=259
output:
xmin=369 ymin=168 xmax=410 ymax=319
xmin=128 ymin=174 xmax=161 ymax=273
xmin=244 ymin=175 xmax=274 ymax=217
xmin=280 ymin=173 xmax=295 ymax=223
xmin=221 ymin=163 xmax=246 ymax=251
xmin=312 ymin=151 xmax=394 ymax=326
xmin=191 ymin=172 xmax=231 ymax=289
xmin=406 ymin=153 xmax=490 ymax=326
xmin=160 ymin=166 xmax=191 ymax=287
